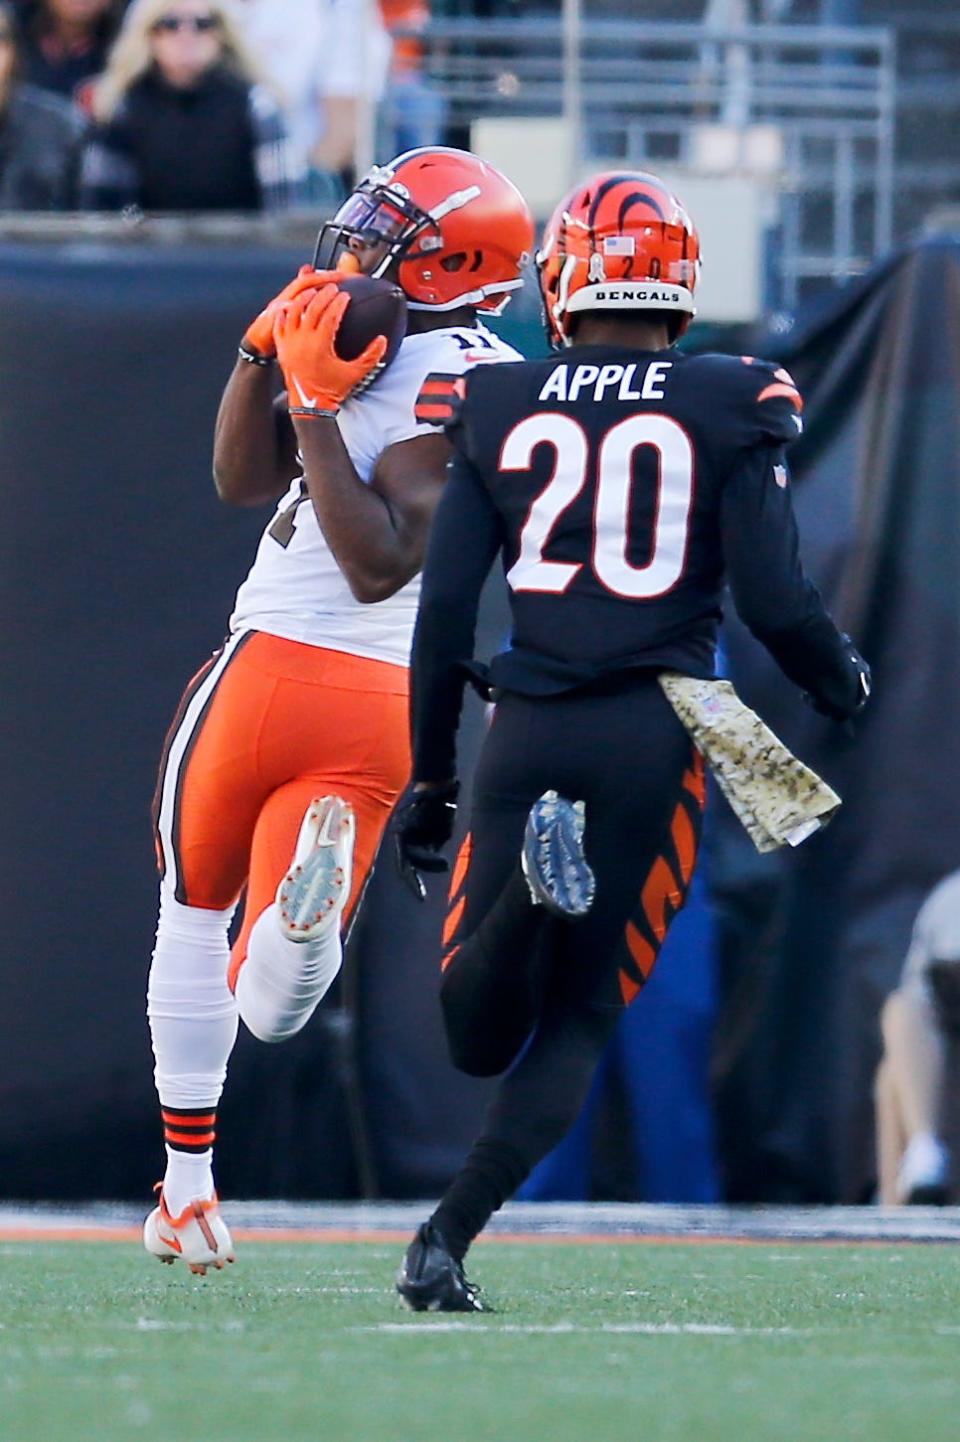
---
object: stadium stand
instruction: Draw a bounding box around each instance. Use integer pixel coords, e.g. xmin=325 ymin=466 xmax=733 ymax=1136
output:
xmin=0 ymin=0 xmax=87 ymax=208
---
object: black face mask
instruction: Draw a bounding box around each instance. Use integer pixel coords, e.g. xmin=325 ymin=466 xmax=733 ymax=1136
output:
xmin=312 ymin=178 xmax=439 ymax=274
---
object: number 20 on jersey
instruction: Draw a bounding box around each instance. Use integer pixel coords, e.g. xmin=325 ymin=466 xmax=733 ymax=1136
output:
xmin=502 ymin=413 xmax=694 ymax=601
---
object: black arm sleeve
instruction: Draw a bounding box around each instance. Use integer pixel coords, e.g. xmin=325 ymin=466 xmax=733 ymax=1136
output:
xmin=721 ymin=447 xmax=865 ymax=717
xmin=411 ymin=449 xmax=503 ymax=782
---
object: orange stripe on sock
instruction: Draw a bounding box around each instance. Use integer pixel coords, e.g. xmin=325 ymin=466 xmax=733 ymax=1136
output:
xmin=164 ymin=1129 xmax=215 ymax=1147
xmin=162 ymin=1112 xmax=216 ymax=1127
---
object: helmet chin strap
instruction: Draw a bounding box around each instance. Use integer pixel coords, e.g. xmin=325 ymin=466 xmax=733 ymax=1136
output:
xmin=405 ymin=278 xmax=523 ymax=313
xmin=553 ymin=255 xmax=578 ymax=343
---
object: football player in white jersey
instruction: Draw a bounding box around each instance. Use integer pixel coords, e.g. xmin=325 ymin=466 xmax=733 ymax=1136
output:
xmin=144 ymin=147 xmax=533 ymax=1272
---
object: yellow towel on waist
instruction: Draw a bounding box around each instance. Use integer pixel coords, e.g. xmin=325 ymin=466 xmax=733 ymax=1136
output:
xmin=658 ymin=673 xmax=841 ymax=853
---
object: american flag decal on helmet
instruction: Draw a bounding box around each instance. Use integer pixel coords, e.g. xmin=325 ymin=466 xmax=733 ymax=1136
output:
xmin=603 ymin=236 xmax=636 ymax=256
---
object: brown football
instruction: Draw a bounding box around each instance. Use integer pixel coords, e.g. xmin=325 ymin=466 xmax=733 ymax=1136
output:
xmin=333 ymin=274 xmax=407 ymax=365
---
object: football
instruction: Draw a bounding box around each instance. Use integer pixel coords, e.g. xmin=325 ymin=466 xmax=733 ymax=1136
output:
xmin=332 ymin=274 xmax=407 ymax=366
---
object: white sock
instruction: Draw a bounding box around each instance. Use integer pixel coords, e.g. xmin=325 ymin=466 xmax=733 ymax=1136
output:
xmin=235 ymin=905 xmax=343 ymax=1043
xmin=147 ymin=886 xmax=238 ymax=1197
xmin=162 ymin=1145 xmax=215 ymax=1216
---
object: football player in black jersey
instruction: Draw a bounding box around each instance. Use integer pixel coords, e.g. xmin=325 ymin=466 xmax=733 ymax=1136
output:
xmin=393 ymin=170 xmax=871 ymax=1311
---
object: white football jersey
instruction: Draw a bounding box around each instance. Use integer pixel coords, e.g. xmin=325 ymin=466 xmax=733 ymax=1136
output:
xmin=229 ymin=322 xmax=521 ymax=667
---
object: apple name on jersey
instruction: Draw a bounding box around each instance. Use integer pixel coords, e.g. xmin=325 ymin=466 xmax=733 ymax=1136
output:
xmin=228 ymin=323 xmax=521 ymax=667
xmin=538 ymin=358 xmax=674 ymax=405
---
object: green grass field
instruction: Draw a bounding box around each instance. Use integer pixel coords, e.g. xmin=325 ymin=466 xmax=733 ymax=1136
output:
xmin=2 ymin=1240 xmax=958 ymax=1442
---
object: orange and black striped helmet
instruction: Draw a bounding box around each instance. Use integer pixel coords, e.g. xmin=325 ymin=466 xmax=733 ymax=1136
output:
xmin=536 ymin=170 xmax=700 ymax=347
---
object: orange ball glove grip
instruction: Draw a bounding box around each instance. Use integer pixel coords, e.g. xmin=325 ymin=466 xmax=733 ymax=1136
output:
xmin=242 ymin=266 xmax=341 ymax=360
xmin=274 ymin=286 xmax=389 ymax=417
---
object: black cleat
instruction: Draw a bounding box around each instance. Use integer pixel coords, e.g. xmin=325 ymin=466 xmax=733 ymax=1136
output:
xmin=396 ymin=1223 xmax=488 ymax=1313
xmin=521 ymin=791 xmax=595 ymax=919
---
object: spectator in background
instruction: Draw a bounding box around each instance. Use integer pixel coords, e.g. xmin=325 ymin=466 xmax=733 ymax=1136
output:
xmin=875 ymin=870 xmax=960 ymax=1204
xmin=16 ymin=0 xmax=124 ymax=103
xmin=0 ymin=0 xmax=85 ymax=207
xmin=80 ymin=0 xmax=300 ymax=211
xmin=311 ymin=0 xmax=389 ymax=182
xmin=295 ymin=0 xmax=445 ymax=188
xmin=233 ymin=0 xmax=380 ymax=202
xmin=232 ymin=1 xmax=444 ymax=195
xmin=378 ymin=0 xmax=445 ymax=156
xmin=233 ymin=0 xmax=332 ymax=192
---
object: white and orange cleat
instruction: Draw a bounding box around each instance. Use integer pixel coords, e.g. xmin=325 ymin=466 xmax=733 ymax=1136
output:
xmin=276 ymin=795 xmax=355 ymax=942
xmin=143 ymin=1185 xmax=235 ymax=1275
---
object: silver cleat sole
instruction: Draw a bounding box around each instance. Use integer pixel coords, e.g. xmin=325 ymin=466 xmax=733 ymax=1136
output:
xmin=277 ymin=796 xmax=354 ymax=942
xmin=521 ymin=790 xmax=595 ymax=919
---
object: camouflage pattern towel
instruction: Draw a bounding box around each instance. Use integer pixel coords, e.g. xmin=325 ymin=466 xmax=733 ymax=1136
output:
xmin=658 ymin=673 xmax=841 ymax=853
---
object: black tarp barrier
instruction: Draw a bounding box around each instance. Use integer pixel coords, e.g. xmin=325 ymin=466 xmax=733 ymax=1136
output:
xmin=3 ymin=231 xmax=956 ymax=1203
xmin=712 ymin=234 xmax=960 ymax=1202
xmin=0 ymin=235 xmax=541 ymax=1199
xmin=360 ymin=237 xmax=960 ymax=1204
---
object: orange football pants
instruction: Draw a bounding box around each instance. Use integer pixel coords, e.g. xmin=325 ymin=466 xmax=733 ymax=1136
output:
xmin=152 ymin=630 xmax=411 ymax=988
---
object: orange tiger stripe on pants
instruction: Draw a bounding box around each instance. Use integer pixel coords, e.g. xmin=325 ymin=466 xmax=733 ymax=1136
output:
xmin=620 ymin=751 xmax=705 ymax=1005
xmin=441 ymin=831 xmax=473 ymax=972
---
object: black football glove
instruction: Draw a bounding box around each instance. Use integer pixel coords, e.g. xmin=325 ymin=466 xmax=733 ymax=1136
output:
xmin=804 ymin=634 xmax=872 ymax=724
xmin=394 ymin=780 xmax=459 ymax=901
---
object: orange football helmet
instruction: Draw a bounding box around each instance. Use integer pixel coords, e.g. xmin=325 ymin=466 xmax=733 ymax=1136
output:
xmin=314 ymin=147 xmax=534 ymax=313
xmin=537 ymin=170 xmax=701 ymax=347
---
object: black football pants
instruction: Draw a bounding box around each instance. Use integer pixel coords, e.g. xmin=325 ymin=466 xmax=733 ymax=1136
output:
xmin=430 ymin=673 xmax=705 ymax=1256
xmin=441 ymin=670 xmax=704 ymax=1066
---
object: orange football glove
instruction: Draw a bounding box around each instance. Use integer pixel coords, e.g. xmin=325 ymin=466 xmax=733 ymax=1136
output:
xmin=274 ymin=285 xmax=389 ymax=418
xmin=241 ymin=265 xmax=340 ymax=361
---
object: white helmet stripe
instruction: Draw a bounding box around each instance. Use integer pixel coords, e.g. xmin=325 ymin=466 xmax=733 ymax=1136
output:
xmin=428 ymin=185 xmax=482 ymax=222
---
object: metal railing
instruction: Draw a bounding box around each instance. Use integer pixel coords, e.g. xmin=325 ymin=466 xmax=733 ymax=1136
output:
xmin=0 ymin=212 xmax=323 ymax=247
xmin=391 ymin=17 xmax=896 ymax=310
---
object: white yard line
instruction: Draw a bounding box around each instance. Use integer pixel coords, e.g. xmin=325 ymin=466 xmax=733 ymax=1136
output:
xmin=363 ymin=1322 xmax=811 ymax=1336
xmin=1 ymin=1201 xmax=958 ymax=1243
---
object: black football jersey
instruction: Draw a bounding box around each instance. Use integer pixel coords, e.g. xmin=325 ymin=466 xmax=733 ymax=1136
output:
xmin=412 ymin=345 xmax=856 ymax=780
